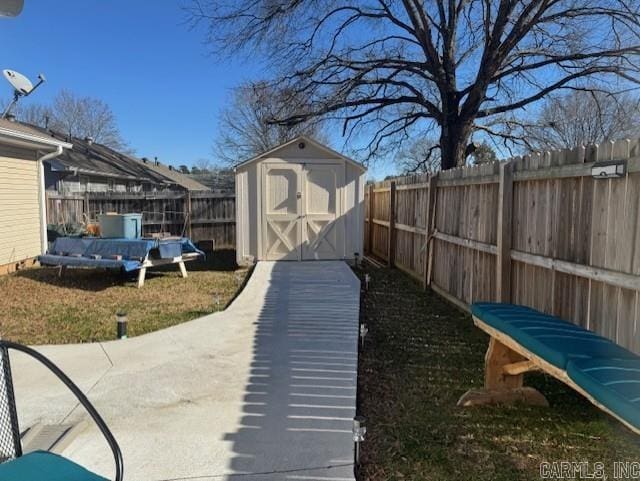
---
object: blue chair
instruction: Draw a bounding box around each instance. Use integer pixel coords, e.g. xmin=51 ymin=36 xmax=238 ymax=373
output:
xmin=0 ymin=340 xmax=123 ymax=480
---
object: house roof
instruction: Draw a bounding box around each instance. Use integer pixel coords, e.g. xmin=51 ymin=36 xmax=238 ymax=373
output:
xmin=137 ymin=159 xmax=211 ymax=191
xmin=187 ymin=170 xmax=235 ymax=192
xmin=235 ymin=135 xmax=367 ymax=172
xmin=44 ymin=132 xmax=174 ymax=184
xmin=0 ymin=118 xmax=72 ymax=150
xmin=8 ymin=121 xmax=208 ymax=189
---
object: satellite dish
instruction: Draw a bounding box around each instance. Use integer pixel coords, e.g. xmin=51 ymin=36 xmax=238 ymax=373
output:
xmin=4 ymin=69 xmax=33 ymax=95
xmin=0 ymin=0 xmax=24 ymax=17
xmin=1 ymin=68 xmax=46 ymax=119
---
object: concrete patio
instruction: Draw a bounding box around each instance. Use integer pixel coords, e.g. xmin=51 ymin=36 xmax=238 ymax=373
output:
xmin=11 ymin=261 xmax=360 ymax=481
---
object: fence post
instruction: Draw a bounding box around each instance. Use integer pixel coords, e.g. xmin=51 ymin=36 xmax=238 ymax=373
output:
xmin=186 ymin=191 xmax=193 ymax=239
xmin=84 ymin=192 xmax=90 ymax=223
xmin=425 ymin=174 xmax=438 ymax=286
xmin=424 ymin=174 xmax=437 ymax=288
xmin=496 ymin=161 xmax=514 ymax=302
xmin=368 ymin=184 xmax=375 ymax=256
xmin=388 ymin=181 xmax=397 ymax=266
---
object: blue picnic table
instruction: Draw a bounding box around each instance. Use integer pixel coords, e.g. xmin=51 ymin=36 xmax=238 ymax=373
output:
xmin=38 ymin=237 xmax=205 ymax=287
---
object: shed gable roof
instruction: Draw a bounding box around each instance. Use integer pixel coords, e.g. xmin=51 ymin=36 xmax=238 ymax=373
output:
xmin=235 ymin=136 xmax=366 ymax=172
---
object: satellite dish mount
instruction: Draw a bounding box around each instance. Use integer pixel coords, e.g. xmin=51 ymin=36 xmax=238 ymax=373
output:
xmin=2 ymin=69 xmax=46 ymax=119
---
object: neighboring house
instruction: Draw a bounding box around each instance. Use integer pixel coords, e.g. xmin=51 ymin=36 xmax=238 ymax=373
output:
xmin=0 ymin=118 xmax=71 ymax=274
xmin=43 ymin=134 xmax=175 ymax=194
xmin=141 ymin=158 xmax=211 ymax=191
xmin=8 ymin=122 xmax=209 ymax=194
xmin=187 ymin=169 xmax=235 ymax=193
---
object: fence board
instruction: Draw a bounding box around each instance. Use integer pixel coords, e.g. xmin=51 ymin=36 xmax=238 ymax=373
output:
xmin=365 ymin=140 xmax=640 ymax=354
xmin=46 ymin=191 xmax=236 ymax=247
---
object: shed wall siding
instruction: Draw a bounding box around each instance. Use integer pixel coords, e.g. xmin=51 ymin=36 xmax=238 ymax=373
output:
xmin=236 ymin=140 xmax=366 ymax=263
xmin=0 ymin=156 xmax=42 ymax=266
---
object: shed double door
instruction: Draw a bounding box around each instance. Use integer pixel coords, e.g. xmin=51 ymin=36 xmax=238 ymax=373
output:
xmin=262 ymin=162 xmax=344 ymax=261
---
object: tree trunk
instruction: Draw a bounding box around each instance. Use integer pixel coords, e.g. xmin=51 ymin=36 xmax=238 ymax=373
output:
xmin=440 ymin=120 xmax=473 ymax=170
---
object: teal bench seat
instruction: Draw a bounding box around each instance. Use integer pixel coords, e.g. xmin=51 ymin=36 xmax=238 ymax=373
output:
xmin=471 ymin=303 xmax=636 ymax=370
xmin=0 ymin=451 xmax=108 ymax=481
xmin=567 ymin=358 xmax=640 ymax=431
xmin=469 ymin=302 xmax=640 ymax=434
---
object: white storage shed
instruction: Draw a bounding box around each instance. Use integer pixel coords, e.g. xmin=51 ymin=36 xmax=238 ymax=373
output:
xmin=235 ymin=136 xmax=367 ymax=265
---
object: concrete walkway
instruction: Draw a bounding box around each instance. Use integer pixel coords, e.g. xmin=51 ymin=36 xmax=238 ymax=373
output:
xmin=11 ymin=261 xmax=360 ymax=481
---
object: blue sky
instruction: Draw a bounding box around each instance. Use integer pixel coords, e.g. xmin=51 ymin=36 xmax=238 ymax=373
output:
xmin=0 ymin=1 xmax=401 ymax=180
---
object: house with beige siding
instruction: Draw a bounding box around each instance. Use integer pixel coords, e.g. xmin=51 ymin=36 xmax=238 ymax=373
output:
xmin=0 ymin=118 xmax=71 ymax=274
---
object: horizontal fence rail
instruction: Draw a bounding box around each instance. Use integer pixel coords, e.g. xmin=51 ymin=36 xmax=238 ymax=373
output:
xmin=45 ymin=191 xmax=236 ymax=247
xmin=365 ymin=139 xmax=640 ymax=355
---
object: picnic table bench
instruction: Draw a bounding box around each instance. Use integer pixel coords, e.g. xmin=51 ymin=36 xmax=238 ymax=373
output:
xmin=38 ymin=237 xmax=204 ymax=287
xmin=459 ymin=303 xmax=640 ymax=435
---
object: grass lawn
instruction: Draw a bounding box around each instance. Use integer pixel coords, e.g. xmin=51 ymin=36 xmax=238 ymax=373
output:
xmin=0 ymin=249 xmax=247 ymax=345
xmin=356 ymin=265 xmax=640 ymax=481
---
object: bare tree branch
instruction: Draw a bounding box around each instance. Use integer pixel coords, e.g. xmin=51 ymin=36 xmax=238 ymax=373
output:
xmin=188 ymin=0 xmax=640 ymax=169
xmin=3 ymin=89 xmax=129 ymax=151
xmin=518 ymin=89 xmax=640 ymax=150
xmin=214 ymin=81 xmax=327 ymax=164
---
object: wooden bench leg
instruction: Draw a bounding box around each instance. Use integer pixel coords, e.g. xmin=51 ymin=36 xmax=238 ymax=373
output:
xmin=137 ymin=267 xmax=147 ymax=288
xmin=178 ymin=261 xmax=188 ymax=279
xmin=457 ymin=337 xmax=548 ymax=407
xmin=485 ymin=337 xmax=525 ymax=389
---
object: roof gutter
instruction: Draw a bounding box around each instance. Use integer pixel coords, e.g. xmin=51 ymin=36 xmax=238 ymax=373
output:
xmin=0 ymin=126 xmax=72 ymax=150
xmin=37 ymin=145 xmax=65 ymax=255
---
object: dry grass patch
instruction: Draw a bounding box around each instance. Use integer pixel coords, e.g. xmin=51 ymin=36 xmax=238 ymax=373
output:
xmin=0 ymin=249 xmax=247 ymax=345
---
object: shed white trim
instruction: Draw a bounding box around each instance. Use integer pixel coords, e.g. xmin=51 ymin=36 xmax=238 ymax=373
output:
xmin=235 ymin=137 xmax=366 ymax=265
xmin=234 ymin=135 xmax=366 ymax=173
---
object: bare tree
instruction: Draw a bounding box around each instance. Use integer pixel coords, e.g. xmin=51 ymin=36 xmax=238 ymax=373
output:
xmin=214 ymin=81 xmax=326 ymax=164
xmin=189 ymin=0 xmax=640 ymax=170
xmin=49 ymin=90 xmax=129 ymax=150
xmin=0 ymin=100 xmax=53 ymax=126
xmin=519 ymin=90 xmax=640 ymax=151
xmin=397 ymin=137 xmax=497 ymax=173
xmin=194 ymin=158 xmax=213 ymax=172
xmin=396 ymin=137 xmax=441 ymax=174
xmin=3 ymin=90 xmax=129 ymax=150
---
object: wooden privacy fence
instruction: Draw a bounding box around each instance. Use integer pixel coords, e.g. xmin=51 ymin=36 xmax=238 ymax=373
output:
xmin=45 ymin=191 xmax=236 ymax=247
xmin=365 ymin=139 xmax=640 ymax=354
